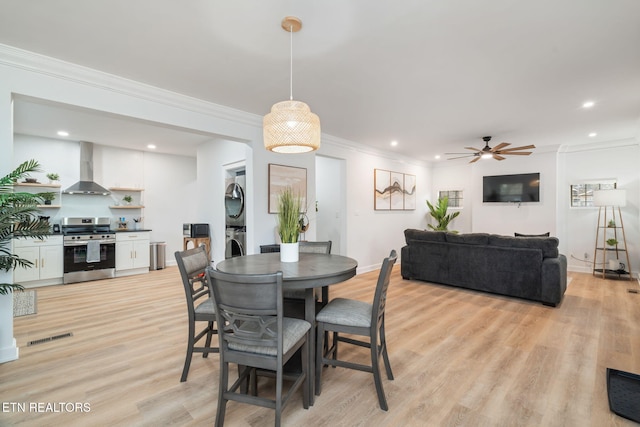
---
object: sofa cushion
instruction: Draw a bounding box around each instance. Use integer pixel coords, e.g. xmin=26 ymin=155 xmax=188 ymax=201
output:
xmin=404 ymin=229 xmax=446 ymax=244
xmin=489 ymin=234 xmax=559 ymax=258
xmin=515 ymin=232 xmax=550 ymax=237
xmin=445 ymin=232 xmax=490 ymax=245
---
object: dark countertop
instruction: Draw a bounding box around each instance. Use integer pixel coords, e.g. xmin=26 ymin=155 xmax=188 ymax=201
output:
xmin=114 ymin=229 xmax=152 ymax=233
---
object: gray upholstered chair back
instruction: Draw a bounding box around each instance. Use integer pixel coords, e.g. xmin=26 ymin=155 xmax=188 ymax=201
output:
xmin=372 ymin=250 xmax=398 ymax=327
xmin=175 ymin=245 xmax=210 ymax=314
xmin=299 ymin=240 xmax=332 ymax=254
xmin=207 ymin=268 xmax=284 ymax=355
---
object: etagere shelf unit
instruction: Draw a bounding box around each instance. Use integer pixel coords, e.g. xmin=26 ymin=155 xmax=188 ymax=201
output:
xmin=592 ymin=189 xmax=632 ymax=281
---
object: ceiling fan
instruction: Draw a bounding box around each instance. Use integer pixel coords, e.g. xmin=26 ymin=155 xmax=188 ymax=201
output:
xmin=446 ymin=136 xmax=535 ymax=163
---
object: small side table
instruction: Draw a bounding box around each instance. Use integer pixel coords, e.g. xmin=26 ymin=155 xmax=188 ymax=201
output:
xmin=184 ymin=237 xmax=211 ymax=261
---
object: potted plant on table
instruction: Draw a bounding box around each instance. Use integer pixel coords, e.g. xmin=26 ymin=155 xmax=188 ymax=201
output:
xmin=426 ymin=196 xmax=460 ymax=233
xmin=277 ymin=187 xmax=302 ymax=262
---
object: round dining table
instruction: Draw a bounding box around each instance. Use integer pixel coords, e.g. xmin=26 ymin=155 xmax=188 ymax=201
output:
xmin=215 ymin=252 xmax=358 ymax=404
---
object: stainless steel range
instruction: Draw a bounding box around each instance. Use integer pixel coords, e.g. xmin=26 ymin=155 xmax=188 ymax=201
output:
xmin=62 ymin=217 xmax=116 ymax=284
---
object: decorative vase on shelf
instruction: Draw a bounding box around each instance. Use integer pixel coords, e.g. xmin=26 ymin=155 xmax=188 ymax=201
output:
xmin=280 ymin=242 xmax=299 ymax=263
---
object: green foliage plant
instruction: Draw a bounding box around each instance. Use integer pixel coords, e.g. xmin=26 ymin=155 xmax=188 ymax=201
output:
xmin=46 ymin=173 xmax=59 ymax=181
xmin=426 ymin=196 xmax=460 ymax=233
xmin=1 ymin=160 xmax=52 ymax=295
xmin=606 ymin=238 xmax=618 ymax=246
xmin=277 ymin=187 xmax=302 ymax=244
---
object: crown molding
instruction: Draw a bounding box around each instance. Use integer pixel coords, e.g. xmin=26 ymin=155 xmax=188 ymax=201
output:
xmin=0 ymin=43 xmax=261 ymax=127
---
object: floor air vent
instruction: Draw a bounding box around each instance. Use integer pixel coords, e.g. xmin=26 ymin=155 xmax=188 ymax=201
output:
xmin=27 ymin=332 xmax=73 ymax=346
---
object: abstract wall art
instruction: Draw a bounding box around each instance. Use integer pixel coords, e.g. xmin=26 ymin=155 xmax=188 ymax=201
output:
xmin=268 ymin=164 xmax=307 ymax=213
xmin=374 ymin=169 xmax=417 ymax=211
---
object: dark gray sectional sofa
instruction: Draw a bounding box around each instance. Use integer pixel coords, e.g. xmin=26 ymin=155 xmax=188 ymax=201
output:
xmin=400 ymin=229 xmax=567 ymax=306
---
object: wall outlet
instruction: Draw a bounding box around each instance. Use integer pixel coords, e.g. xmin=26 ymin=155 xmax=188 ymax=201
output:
xmin=584 ymin=252 xmax=589 ymax=259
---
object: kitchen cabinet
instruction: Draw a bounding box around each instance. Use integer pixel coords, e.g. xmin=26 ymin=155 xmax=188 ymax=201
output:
xmin=116 ymin=231 xmax=150 ymax=276
xmin=13 ymin=235 xmax=64 ymax=286
xmin=13 ymin=182 xmax=62 ymax=208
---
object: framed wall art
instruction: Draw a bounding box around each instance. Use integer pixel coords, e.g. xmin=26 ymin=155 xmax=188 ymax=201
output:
xmin=268 ymin=164 xmax=307 ymax=213
xmin=374 ymin=169 xmax=416 ymax=211
xmin=374 ymin=169 xmax=391 ymax=210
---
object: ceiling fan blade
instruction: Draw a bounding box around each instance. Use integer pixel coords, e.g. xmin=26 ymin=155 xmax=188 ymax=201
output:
xmin=469 ymin=156 xmax=481 ymax=164
xmin=464 ymin=146 xmax=483 ymax=152
xmin=493 ymin=154 xmax=506 ymax=160
xmin=447 ymin=154 xmax=475 ymax=160
xmin=490 ymin=142 xmax=510 ymax=152
xmin=499 ymin=144 xmax=536 ymax=152
xmin=496 ymin=151 xmax=533 ymax=156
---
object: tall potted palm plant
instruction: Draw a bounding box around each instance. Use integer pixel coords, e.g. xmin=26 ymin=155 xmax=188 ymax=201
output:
xmin=277 ymin=187 xmax=302 ymax=262
xmin=1 ymin=160 xmax=51 ymax=363
xmin=426 ymin=196 xmax=460 ymax=233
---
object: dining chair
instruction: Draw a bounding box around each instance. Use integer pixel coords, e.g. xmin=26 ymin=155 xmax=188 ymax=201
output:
xmin=206 ymin=267 xmax=311 ymax=427
xmin=283 ymin=240 xmax=332 ymax=302
xmin=174 ymin=245 xmax=218 ymax=382
xmin=314 ymin=249 xmax=398 ymax=411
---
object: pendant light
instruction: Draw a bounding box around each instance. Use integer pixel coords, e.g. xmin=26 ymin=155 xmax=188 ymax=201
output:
xmin=263 ymin=16 xmax=321 ymax=153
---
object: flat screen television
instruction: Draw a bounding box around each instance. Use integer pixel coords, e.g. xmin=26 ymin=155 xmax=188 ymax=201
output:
xmin=483 ymin=173 xmax=540 ymax=203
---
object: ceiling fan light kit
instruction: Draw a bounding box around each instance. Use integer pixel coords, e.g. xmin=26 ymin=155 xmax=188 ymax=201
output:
xmin=263 ymin=16 xmax=321 ymax=154
xmin=446 ymin=136 xmax=535 ymax=163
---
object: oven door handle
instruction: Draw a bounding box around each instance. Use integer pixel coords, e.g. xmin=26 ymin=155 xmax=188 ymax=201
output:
xmin=64 ymin=240 xmax=115 ymax=246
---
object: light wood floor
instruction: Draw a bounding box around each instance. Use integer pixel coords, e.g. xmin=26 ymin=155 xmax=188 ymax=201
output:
xmin=1 ymin=267 xmax=639 ymax=426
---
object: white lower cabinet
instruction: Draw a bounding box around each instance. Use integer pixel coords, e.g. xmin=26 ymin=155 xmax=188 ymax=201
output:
xmin=116 ymin=232 xmax=150 ymax=276
xmin=13 ymin=235 xmax=64 ymax=286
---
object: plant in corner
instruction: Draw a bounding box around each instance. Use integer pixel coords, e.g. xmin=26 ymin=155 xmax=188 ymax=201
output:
xmin=1 ymin=160 xmax=52 ymax=295
xmin=426 ymin=196 xmax=460 ymax=233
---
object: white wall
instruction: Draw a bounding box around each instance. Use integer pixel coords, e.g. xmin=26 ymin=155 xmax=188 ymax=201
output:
xmin=319 ymin=137 xmax=432 ymax=272
xmin=316 ymin=155 xmax=345 ymax=254
xmin=559 ymin=140 xmax=640 ymax=274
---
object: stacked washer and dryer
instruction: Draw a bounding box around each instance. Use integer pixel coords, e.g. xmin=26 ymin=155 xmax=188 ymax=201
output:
xmin=225 ymin=171 xmax=246 ymax=258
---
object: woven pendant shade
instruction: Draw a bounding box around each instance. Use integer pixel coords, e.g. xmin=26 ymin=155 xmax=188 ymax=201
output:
xmin=263 ymin=100 xmax=321 ymax=153
xmin=263 ymin=16 xmax=321 ymax=153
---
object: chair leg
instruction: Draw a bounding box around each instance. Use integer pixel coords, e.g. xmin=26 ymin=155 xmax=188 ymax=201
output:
xmin=315 ymin=322 xmax=325 ymax=396
xmin=181 ymin=320 xmax=196 ymax=382
xmin=370 ymin=332 xmax=389 ymax=411
xmin=302 ymin=331 xmax=310 ymax=409
xmin=380 ymin=322 xmax=394 ymax=380
xmin=203 ymin=321 xmax=214 ymax=358
xmin=275 ymin=366 xmax=283 ymax=427
xmin=215 ymin=360 xmax=229 ymax=427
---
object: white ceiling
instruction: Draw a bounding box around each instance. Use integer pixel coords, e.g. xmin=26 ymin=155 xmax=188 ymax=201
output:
xmin=2 ymin=0 xmax=640 ymax=161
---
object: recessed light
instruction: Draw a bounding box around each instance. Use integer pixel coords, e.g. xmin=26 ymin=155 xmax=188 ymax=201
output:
xmin=588 ymin=132 xmax=597 ymax=137
xmin=147 ymin=144 xmax=156 ymax=149
xmin=434 ymin=155 xmax=441 ymax=160
xmin=390 ymin=140 xmax=398 ymax=147
xmin=582 ymin=101 xmax=595 ymax=108
xmin=57 ymin=130 xmax=69 ymax=137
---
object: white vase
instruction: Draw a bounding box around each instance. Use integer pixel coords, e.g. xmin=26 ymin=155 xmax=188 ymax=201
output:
xmin=280 ymin=242 xmax=299 ymax=262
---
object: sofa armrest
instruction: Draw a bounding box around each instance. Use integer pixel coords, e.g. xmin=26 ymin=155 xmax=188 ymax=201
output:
xmin=540 ymin=255 xmax=567 ymax=306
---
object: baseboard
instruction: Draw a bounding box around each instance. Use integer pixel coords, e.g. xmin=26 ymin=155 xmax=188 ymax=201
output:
xmin=0 ymin=338 xmax=19 ymax=364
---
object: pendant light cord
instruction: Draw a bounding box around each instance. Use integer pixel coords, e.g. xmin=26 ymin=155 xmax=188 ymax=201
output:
xmin=289 ymin=24 xmax=293 ymax=101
